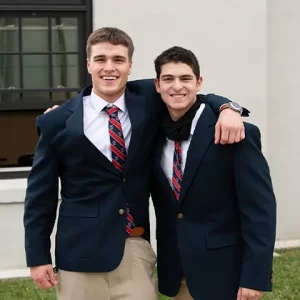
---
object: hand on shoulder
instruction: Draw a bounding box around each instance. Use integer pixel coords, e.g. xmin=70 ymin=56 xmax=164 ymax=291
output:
xmin=44 ymin=105 xmax=60 ymax=114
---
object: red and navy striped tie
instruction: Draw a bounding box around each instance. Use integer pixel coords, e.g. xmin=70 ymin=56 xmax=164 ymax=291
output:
xmin=172 ymin=141 xmax=183 ymax=201
xmin=104 ymin=106 xmax=135 ymax=235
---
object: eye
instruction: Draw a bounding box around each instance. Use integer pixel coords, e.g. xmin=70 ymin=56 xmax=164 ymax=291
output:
xmin=163 ymin=78 xmax=172 ymax=82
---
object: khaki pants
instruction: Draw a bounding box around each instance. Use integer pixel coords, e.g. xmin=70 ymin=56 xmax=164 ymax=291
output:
xmin=173 ymin=278 xmax=193 ymax=300
xmin=56 ymin=237 xmax=158 ymax=300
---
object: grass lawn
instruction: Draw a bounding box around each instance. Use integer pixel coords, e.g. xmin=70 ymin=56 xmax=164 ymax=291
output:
xmin=1 ymin=248 xmax=300 ymax=300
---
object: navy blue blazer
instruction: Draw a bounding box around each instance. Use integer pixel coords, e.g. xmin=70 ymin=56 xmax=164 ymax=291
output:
xmin=23 ymin=79 xmax=245 ymax=273
xmin=151 ymin=105 xmax=276 ymax=300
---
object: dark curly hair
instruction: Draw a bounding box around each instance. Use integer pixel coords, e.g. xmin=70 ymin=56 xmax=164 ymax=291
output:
xmin=154 ymin=46 xmax=200 ymax=79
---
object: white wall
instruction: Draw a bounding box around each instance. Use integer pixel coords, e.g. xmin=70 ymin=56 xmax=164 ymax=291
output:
xmin=93 ymin=0 xmax=268 ymax=147
xmin=0 ymin=203 xmax=26 ymax=269
xmin=267 ymin=0 xmax=300 ymax=240
xmin=0 ymin=178 xmax=57 ymax=271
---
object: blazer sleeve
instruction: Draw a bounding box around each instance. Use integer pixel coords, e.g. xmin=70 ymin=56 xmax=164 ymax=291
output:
xmin=23 ymin=117 xmax=59 ymax=267
xmin=234 ymin=124 xmax=276 ymax=291
xmin=204 ymin=93 xmax=250 ymax=117
xmin=127 ymin=79 xmax=250 ymax=116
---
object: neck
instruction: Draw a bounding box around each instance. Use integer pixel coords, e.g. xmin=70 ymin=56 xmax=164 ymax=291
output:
xmin=168 ymin=108 xmax=188 ymax=121
xmin=167 ymin=97 xmax=197 ymax=121
xmin=93 ymin=86 xmax=125 ymax=103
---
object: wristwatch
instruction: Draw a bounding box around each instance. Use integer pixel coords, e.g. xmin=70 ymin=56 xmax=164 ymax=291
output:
xmin=219 ymin=102 xmax=243 ymax=115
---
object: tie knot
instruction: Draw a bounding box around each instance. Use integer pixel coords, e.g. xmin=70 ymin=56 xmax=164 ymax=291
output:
xmin=104 ymin=105 xmax=119 ymax=118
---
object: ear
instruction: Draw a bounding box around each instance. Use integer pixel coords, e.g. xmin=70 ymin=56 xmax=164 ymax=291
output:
xmin=87 ymin=58 xmax=92 ymax=75
xmin=128 ymin=60 xmax=133 ymax=75
xmin=154 ymin=78 xmax=161 ymax=93
xmin=196 ymin=76 xmax=203 ymax=92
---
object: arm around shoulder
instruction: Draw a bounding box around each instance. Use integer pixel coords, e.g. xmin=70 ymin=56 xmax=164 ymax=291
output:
xmin=203 ymin=93 xmax=250 ymax=117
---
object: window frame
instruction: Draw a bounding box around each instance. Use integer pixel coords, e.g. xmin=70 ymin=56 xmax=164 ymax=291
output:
xmin=0 ymin=0 xmax=92 ymax=111
xmin=0 ymin=0 xmax=92 ymax=178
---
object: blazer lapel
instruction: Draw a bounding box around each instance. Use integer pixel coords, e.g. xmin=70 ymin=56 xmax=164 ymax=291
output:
xmin=154 ymin=135 xmax=177 ymax=202
xmin=124 ymin=88 xmax=147 ymax=172
xmin=178 ymin=106 xmax=217 ymax=205
xmin=65 ymin=86 xmax=120 ymax=176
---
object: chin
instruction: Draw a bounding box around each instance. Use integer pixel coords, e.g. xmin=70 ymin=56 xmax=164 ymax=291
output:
xmin=171 ymin=103 xmax=189 ymax=110
xmin=105 ymin=89 xmax=120 ymax=96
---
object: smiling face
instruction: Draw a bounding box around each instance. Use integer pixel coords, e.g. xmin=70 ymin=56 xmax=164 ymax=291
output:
xmin=155 ymin=62 xmax=202 ymax=120
xmin=87 ymin=42 xmax=132 ymax=102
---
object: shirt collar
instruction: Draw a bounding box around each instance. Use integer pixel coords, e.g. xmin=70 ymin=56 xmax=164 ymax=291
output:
xmin=190 ymin=103 xmax=205 ymax=135
xmin=89 ymin=89 xmax=126 ymax=114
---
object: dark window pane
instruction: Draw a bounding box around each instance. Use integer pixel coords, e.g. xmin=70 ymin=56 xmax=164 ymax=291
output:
xmin=52 ymin=54 xmax=79 ymax=88
xmin=23 ymin=55 xmax=49 ymax=88
xmin=0 ymin=111 xmax=41 ymax=168
xmin=0 ymin=91 xmax=20 ymax=104
xmin=0 ymin=18 xmax=19 ymax=53
xmin=52 ymin=91 xmax=79 ymax=102
xmin=22 ymin=92 xmax=50 ymax=102
xmin=22 ymin=18 xmax=49 ymax=53
xmin=0 ymin=55 xmax=20 ymax=88
xmin=51 ymin=18 xmax=78 ymax=52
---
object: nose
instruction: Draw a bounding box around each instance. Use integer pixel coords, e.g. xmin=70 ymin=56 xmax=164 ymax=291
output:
xmin=104 ymin=59 xmax=115 ymax=72
xmin=173 ymin=79 xmax=183 ymax=92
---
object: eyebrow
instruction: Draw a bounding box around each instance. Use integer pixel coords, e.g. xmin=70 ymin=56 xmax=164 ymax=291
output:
xmin=93 ymin=55 xmax=126 ymax=60
xmin=161 ymin=74 xmax=173 ymax=79
xmin=161 ymin=74 xmax=194 ymax=79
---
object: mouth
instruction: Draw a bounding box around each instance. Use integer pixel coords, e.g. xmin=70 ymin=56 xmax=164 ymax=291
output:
xmin=170 ymin=94 xmax=187 ymax=99
xmin=100 ymin=76 xmax=118 ymax=82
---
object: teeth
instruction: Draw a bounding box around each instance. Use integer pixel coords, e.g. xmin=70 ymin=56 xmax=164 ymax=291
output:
xmin=102 ymin=76 xmax=117 ymax=80
xmin=172 ymin=95 xmax=185 ymax=98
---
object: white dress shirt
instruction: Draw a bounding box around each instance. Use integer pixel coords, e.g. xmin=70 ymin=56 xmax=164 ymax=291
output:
xmin=161 ymin=103 xmax=205 ymax=188
xmin=83 ymin=90 xmax=131 ymax=161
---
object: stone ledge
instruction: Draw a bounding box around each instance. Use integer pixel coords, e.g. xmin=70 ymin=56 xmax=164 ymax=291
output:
xmin=275 ymin=239 xmax=300 ymax=249
xmin=0 ymin=268 xmax=30 ymax=280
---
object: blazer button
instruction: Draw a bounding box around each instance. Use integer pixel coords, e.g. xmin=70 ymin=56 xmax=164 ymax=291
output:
xmin=119 ymin=209 xmax=125 ymax=215
xmin=123 ymin=177 xmax=126 ymax=183
xmin=177 ymin=213 xmax=183 ymax=219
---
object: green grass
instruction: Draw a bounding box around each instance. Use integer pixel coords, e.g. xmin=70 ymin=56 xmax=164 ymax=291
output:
xmin=1 ymin=248 xmax=300 ymax=300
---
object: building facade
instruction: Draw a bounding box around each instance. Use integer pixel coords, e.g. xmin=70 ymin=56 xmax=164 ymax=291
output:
xmin=0 ymin=0 xmax=299 ymax=274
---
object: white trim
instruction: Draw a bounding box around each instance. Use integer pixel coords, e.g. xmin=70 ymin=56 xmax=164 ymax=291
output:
xmin=0 ymin=178 xmax=61 ymax=204
xmin=275 ymin=239 xmax=300 ymax=249
xmin=0 ymin=178 xmax=27 ymax=203
xmin=0 ymin=167 xmax=31 ymax=172
xmin=0 ymin=268 xmax=30 ymax=280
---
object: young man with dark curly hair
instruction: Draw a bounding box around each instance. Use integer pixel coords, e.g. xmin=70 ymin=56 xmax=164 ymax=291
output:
xmin=151 ymin=46 xmax=276 ymax=300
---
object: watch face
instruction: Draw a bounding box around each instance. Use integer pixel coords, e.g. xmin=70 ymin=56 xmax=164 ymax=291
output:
xmin=231 ymin=102 xmax=241 ymax=110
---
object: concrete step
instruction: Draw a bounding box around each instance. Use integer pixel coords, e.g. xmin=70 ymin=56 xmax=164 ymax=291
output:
xmin=0 ymin=268 xmax=29 ymax=280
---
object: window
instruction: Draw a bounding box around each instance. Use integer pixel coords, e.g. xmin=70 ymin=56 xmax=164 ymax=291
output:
xmin=0 ymin=1 xmax=92 ymax=174
xmin=0 ymin=13 xmax=86 ymax=109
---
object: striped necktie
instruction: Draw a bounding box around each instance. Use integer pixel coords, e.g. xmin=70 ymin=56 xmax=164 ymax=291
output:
xmin=104 ymin=106 xmax=135 ymax=235
xmin=172 ymin=141 xmax=183 ymax=201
